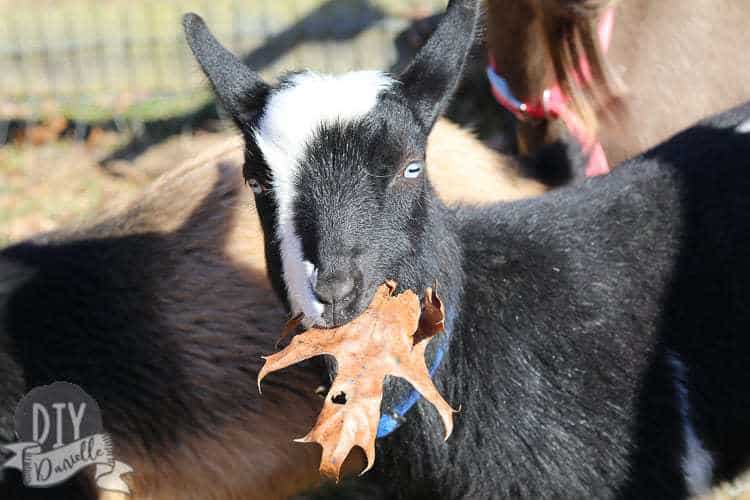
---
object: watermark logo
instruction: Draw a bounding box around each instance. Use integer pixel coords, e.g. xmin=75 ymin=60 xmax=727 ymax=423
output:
xmin=1 ymin=381 xmax=132 ymax=494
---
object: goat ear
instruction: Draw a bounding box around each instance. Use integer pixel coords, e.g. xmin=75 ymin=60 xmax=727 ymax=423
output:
xmin=183 ymin=13 xmax=269 ymax=128
xmin=398 ymin=0 xmax=481 ymax=131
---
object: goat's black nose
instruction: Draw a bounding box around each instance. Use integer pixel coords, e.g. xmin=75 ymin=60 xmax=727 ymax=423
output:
xmin=314 ymin=270 xmax=355 ymax=304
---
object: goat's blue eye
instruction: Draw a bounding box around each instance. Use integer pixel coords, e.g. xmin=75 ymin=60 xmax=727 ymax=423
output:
xmin=247 ymin=178 xmax=264 ymax=194
xmin=403 ymin=161 xmax=423 ymax=179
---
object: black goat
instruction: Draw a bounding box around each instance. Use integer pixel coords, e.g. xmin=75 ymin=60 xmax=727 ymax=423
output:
xmin=186 ymin=0 xmax=750 ymax=497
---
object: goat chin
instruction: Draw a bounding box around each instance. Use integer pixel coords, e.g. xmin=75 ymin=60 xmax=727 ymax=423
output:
xmin=0 ymin=119 xmax=539 ymax=500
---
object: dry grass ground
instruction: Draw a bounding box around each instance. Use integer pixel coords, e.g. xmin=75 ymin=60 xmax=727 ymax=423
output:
xmin=0 ymin=129 xmax=235 ymax=245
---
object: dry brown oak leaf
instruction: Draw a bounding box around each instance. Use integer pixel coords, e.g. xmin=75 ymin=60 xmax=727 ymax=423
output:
xmin=257 ymin=281 xmax=456 ymax=480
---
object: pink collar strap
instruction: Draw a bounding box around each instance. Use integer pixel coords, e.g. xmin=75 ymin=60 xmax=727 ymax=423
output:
xmin=486 ymin=7 xmax=615 ymax=177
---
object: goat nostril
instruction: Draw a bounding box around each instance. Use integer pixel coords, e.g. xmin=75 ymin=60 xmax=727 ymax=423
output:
xmin=314 ymin=271 xmax=356 ymax=304
xmin=333 ymin=275 xmax=354 ymax=299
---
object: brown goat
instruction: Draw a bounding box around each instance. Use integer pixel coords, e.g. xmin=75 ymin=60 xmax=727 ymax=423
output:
xmin=485 ymin=0 xmax=750 ymax=170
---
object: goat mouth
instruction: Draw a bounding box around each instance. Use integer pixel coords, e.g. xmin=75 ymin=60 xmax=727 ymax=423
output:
xmin=319 ymin=304 xmax=361 ymax=329
xmin=289 ymin=305 xmax=360 ymax=331
xmin=282 ymin=280 xmax=441 ymax=337
xmin=316 ymin=280 xmax=433 ymax=329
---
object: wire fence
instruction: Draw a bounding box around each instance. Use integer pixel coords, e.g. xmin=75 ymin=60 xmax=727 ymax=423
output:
xmin=0 ymin=0 xmax=443 ymax=123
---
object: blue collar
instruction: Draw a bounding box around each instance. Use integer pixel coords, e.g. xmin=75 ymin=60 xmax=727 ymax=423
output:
xmin=376 ymin=307 xmax=454 ymax=438
xmin=486 ymin=64 xmax=525 ymax=111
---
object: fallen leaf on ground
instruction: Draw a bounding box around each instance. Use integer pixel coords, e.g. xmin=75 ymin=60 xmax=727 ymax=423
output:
xmin=257 ymin=281 xmax=455 ymax=480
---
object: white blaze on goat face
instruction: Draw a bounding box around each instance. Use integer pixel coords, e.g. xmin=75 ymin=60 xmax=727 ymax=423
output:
xmin=253 ymin=70 xmax=394 ymax=324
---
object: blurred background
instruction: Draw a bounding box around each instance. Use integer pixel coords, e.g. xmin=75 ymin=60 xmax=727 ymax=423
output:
xmin=0 ymin=0 xmax=444 ymax=245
